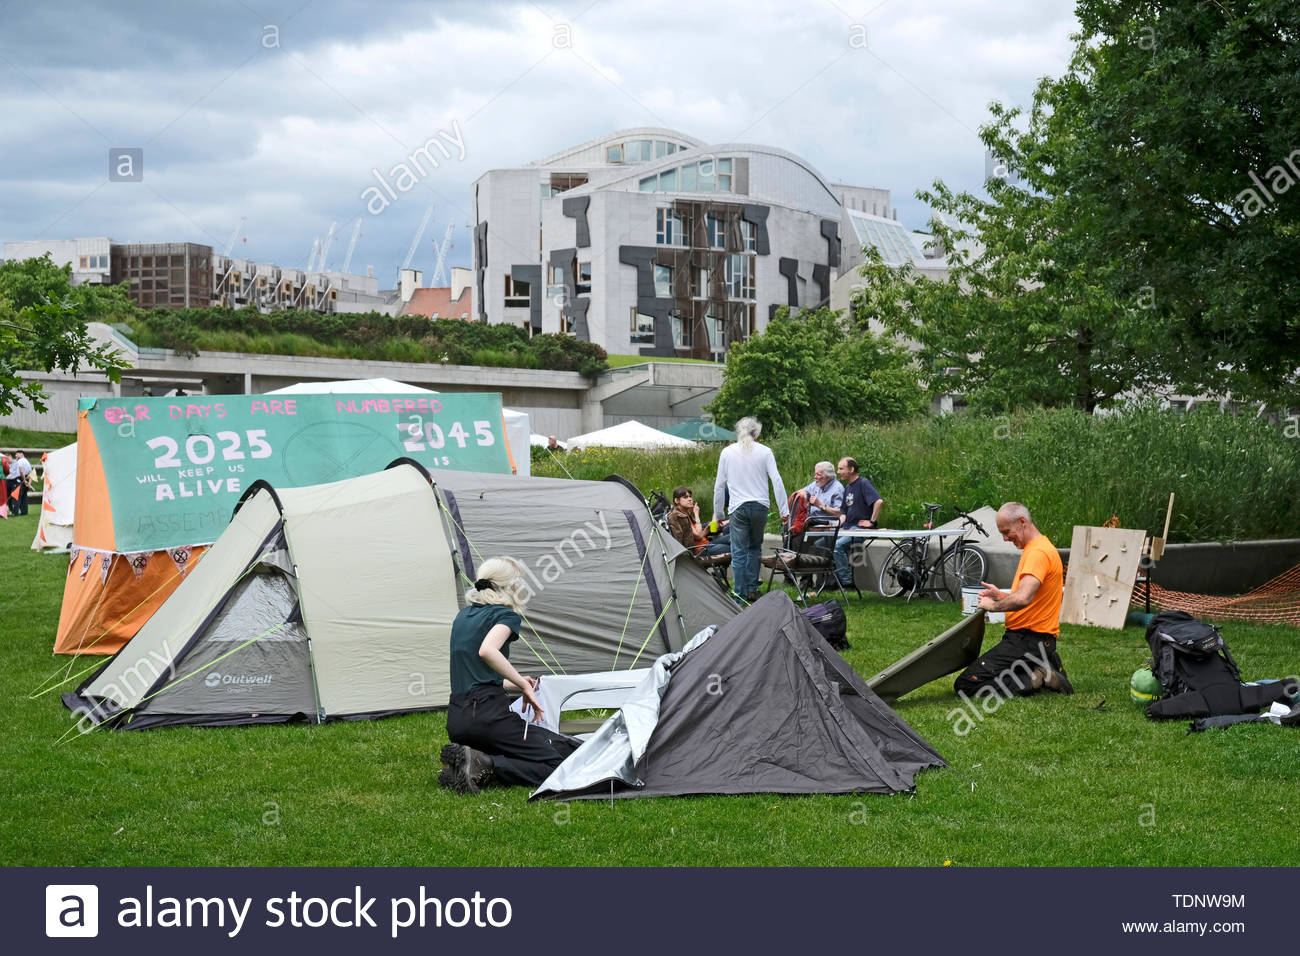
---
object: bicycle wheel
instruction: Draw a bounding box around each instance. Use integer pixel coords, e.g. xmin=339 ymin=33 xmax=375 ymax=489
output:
xmin=935 ymin=545 xmax=987 ymax=601
xmin=877 ymin=542 xmax=917 ymax=598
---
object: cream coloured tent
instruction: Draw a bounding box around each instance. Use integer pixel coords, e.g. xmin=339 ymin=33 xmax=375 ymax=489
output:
xmin=32 ymin=443 xmax=77 ymax=552
xmin=65 ymin=461 xmax=738 ymax=730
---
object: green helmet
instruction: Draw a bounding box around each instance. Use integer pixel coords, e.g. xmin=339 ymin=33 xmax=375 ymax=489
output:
xmin=1130 ymin=666 xmax=1163 ymax=707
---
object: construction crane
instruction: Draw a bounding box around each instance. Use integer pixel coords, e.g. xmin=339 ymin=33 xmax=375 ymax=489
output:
xmin=222 ymin=217 xmax=246 ymax=257
xmin=401 ymin=205 xmax=435 ymax=277
xmin=431 ymin=220 xmax=454 ymax=287
xmin=340 ymin=220 xmax=362 ymax=275
xmin=317 ymin=221 xmax=339 ymax=272
xmin=306 ymin=235 xmax=321 ymax=272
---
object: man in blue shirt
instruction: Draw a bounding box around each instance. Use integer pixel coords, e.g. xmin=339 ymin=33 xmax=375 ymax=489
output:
xmin=833 ymin=456 xmax=882 ymax=588
xmin=801 ymin=461 xmax=844 ymax=527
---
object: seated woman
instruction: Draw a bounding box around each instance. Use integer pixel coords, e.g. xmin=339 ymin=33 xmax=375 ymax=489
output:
xmin=666 ymin=486 xmax=729 ymax=556
xmin=439 ymin=557 xmax=579 ymax=794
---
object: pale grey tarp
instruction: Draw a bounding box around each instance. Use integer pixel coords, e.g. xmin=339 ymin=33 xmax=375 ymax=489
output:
xmin=533 ymin=592 xmax=946 ymax=800
xmin=430 ymin=470 xmax=738 ymax=676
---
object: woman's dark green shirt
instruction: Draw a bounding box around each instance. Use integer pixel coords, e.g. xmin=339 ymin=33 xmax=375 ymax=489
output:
xmin=449 ymin=603 xmax=522 ymax=693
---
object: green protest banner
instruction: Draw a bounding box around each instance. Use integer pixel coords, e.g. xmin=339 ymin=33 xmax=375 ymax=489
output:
xmin=78 ymin=391 xmax=512 ymax=552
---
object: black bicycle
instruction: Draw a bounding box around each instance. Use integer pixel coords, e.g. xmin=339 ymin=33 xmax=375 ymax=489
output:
xmin=877 ymin=503 xmax=990 ymax=602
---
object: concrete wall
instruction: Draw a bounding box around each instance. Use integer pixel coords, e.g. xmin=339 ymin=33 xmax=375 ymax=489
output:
xmin=0 ymin=370 xmax=118 ymax=433
xmin=1064 ymin=538 xmax=1300 ymax=597
xmin=474 ymin=168 xmax=543 ymax=326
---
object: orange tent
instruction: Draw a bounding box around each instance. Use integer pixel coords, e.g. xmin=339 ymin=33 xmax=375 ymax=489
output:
xmin=53 ymin=418 xmax=207 ymax=655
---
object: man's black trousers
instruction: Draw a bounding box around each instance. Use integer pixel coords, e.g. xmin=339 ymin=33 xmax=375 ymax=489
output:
xmin=447 ymin=684 xmax=580 ymax=787
xmin=954 ymin=628 xmax=1064 ymax=698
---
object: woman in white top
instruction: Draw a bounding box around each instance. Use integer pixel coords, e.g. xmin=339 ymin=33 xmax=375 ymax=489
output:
xmin=711 ymin=417 xmax=788 ymax=601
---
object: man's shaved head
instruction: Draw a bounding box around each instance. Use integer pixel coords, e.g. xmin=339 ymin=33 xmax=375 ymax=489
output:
xmin=998 ymin=501 xmax=1031 ymax=525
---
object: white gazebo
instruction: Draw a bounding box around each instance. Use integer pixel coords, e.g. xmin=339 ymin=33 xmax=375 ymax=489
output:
xmin=565 ymin=420 xmax=696 ymax=450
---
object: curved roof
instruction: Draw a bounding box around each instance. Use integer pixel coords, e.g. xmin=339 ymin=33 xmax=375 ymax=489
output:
xmin=530 ymin=127 xmax=704 ymax=167
xmin=563 ymin=141 xmax=841 ymax=212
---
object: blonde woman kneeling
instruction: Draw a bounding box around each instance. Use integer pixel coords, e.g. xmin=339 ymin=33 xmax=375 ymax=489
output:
xmin=438 ymin=557 xmax=579 ymax=793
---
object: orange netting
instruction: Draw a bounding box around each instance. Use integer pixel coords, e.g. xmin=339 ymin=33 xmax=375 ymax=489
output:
xmin=1131 ymin=563 xmax=1300 ymax=627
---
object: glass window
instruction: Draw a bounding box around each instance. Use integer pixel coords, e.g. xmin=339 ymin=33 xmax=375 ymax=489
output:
xmin=672 ymin=312 xmax=692 ymax=348
xmin=654 ymin=264 xmax=672 ymax=297
xmin=606 ymin=144 xmax=623 ymax=163
xmin=706 ymin=215 xmax=725 ymax=250
xmin=659 ymin=168 xmax=677 ymax=191
xmin=697 ymin=163 xmax=716 ymax=191
xmin=741 ymin=220 xmax=756 ymax=252
xmin=79 ymin=256 xmax=88 ymax=268
xmin=695 ymin=267 xmax=709 ymax=297
xmin=679 ymin=163 xmax=697 ymax=191
xmin=577 ymin=261 xmax=592 ymax=294
xmin=718 ymin=174 xmax=732 ymax=192
xmin=630 ymin=307 xmax=655 ymax=343
xmin=708 ymin=315 xmax=726 ymax=350
xmin=504 ymin=275 xmax=531 ymax=307
xmin=654 ymin=140 xmax=667 ymax=159
xmin=639 ymin=176 xmax=657 ymax=191
xmin=726 ymin=255 xmax=754 ymax=299
xmin=657 ymin=208 xmax=688 ymax=245
xmin=667 ymin=142 xmax=678 ymax=154
xmin=718 ymin=158 xmax=732 ymax=173
xmin=142 ymin=256 xmax=153 ymax=267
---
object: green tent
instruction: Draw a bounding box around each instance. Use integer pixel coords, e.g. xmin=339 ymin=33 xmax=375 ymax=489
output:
xmin=664 ymin=418 xmax=735 ymax=442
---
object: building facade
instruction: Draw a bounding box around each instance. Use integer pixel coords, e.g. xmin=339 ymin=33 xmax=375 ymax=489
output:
xmin=2 ymin=238 xmax=398 ymax=315
xmin=472 ymin=127 xmax=885 ymax=358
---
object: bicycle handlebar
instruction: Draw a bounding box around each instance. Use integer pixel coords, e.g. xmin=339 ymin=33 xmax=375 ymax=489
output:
xmin=952 ymin=507 xmax=989 ymax=538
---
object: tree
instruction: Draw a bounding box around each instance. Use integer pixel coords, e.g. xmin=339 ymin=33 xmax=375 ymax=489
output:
xmin=707 ymin=308 xmax=925 ymax=432
xmin=856 ymin=0 xmax=1300 ymax=412
xmin=0 ymin=256 xmax=129 ymax=415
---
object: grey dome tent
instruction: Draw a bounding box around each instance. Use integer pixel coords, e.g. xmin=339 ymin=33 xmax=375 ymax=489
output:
xmin=64 ymin=461 xmax=737 ymax=730
xmin=533 ymin=591 xmax=946 ymax=800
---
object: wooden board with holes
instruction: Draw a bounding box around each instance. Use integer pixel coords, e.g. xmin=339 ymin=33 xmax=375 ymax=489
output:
xmin=1060 ymin=525 xmax=1149 ymax=629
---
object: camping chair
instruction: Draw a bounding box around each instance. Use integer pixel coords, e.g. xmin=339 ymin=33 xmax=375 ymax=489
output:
xmin=760 ymin=520 xmax=848 ymax=607
xmin=694 ymin=550 xmax=733 ymax=594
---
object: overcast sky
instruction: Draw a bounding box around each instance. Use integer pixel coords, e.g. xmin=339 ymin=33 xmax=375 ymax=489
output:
xmin=0 ymin=0 xmax=1078 ymax=286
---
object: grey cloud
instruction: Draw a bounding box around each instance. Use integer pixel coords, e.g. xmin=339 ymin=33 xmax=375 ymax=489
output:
xmin=0 ymin=0 xmax=1078 ymax=281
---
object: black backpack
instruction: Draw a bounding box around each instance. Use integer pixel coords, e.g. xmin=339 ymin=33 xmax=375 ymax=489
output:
xmin=1145 ymin=610 xmax=1241 ymax=697
xmin=801 ymin=600 xmax=849 ymax=651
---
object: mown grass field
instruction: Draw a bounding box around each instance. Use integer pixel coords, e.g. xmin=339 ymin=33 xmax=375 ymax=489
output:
xmin=2 ymin=513 xmax=1296 ymax=868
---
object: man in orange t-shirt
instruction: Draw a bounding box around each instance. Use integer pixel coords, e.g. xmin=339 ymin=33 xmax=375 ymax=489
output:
xmin=954 ymin=502 xmax=1072 ymax=698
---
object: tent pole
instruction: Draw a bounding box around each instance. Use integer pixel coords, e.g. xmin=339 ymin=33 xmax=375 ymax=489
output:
xmin=306 ymin=637 xmax=325 ymax=724
xmin=648 ymin=521 xmax=689 ymax=647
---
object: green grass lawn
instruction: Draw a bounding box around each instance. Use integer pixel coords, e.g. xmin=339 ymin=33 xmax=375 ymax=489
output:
xmin=2 ymin=514 xmax=1296 ymax=867
xmin=0 ymin=425 xmax=76 ymax=449
xmin=605 ymin=354 xmax=722 ymax=369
